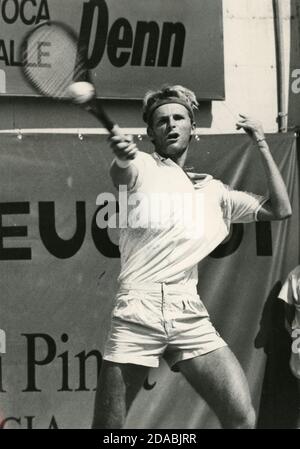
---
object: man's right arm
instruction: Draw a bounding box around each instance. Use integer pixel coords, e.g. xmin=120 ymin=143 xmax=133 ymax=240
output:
xmin=110 ymin=163 xmax=138 ymax=190
xmin=108 ymin=132 xmax=139 ymax=190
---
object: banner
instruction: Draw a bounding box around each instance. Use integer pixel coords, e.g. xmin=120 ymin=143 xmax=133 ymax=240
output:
xmin=0 ymin=0 xmax=224 ymax=99
xmin=0 ymin=132 xmax=298 ymax=428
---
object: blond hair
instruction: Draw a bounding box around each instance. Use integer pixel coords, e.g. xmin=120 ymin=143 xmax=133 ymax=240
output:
xmin=142 ymin=85 xmax=199 ymax=125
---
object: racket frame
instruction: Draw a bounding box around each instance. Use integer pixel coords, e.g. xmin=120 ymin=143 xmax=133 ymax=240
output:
xmin=20 ymin=20 xmax=116 ymax=132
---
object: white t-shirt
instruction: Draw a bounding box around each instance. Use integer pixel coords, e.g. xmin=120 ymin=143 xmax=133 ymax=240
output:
xmin=117 ymin=151 xmax=267 ymax=287
xmin=278 ymin=266 xmax=300 ymax=331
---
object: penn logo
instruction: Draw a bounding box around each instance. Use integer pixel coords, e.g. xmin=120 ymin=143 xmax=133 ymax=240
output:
xmin=78 ymin=0 xmax=186 ymax=69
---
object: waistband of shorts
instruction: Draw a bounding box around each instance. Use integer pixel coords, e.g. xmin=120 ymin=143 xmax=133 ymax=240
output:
xmin=118 ymin=282 xmax=197 ymax=295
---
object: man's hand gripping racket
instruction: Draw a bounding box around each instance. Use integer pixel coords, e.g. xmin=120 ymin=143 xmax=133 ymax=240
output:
xmin=20 ymin=20 xmax=137 ymax=162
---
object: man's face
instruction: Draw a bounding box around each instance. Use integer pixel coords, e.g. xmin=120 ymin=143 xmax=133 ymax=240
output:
xmin=148 ymin=103 xmax=195 ymax=158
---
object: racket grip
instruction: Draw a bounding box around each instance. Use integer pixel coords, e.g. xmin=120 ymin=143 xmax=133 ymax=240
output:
xmin=85 ymin=100 xmax=126 ymax=140
xmin=85 ymin=101 xmax=114 ymax=130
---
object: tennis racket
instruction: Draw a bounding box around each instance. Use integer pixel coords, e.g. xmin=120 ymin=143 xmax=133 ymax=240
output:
xmin=20 ymin=20 xmax=121 ymax=136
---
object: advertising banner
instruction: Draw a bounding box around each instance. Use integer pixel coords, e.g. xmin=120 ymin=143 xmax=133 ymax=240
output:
xmin=0 ymin=0 xmax=224 ymax=99
xmin=0 ymin=132 xmax=298 ymax=428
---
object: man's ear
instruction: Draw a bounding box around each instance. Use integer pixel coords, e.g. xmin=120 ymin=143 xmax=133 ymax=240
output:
xmin=189 ymin=121 xmax=197 ymax=142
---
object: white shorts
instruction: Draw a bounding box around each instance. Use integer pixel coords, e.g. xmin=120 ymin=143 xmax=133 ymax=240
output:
xmin=103 ymin=283 xmax=227 ymax=370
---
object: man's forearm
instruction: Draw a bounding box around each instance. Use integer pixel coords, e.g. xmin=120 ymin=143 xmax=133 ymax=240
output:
xmin=110 ymin=161 xmax=138 ymax=190
xmin=257 ymin=140 xmax=292 ymax=219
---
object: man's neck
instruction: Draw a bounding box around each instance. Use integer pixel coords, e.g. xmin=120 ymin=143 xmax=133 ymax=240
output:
xmin=172 ymin=151 xmax=188 ymax=167
xmin=156 ymin=147 xmax=188 ymax=167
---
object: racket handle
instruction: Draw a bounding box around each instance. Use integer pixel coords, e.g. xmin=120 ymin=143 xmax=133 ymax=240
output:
xmin=85 ymin=99 xmax=124 ymax=138
xmin=86 ymin=100 xmax=137 ymax=161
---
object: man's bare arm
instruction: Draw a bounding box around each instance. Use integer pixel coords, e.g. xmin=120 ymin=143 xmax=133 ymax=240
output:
xmin=236 ymin=114 xmax=292 ymax=221
xmin=108 ymin=133 xmax=139 ymax=190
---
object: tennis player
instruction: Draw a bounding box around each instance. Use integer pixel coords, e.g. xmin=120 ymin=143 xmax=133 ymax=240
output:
xmin=92 ymin=85 xmax=292 ymax=429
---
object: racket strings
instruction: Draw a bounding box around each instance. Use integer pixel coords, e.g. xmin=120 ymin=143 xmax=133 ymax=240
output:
xmin=24 ymin=25 xmax=86 ymax=98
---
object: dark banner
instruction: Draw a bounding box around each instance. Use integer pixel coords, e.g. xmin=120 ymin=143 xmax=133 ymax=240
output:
xmin=0 ymin=132 xmax=298 ymax=428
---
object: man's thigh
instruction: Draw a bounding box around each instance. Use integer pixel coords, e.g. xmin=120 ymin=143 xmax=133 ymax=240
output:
xmin=177 ymin=346 xmax=254 ymax=428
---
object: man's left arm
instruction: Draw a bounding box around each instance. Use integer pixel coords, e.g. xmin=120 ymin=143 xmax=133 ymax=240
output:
xmin=236 ymin=114 xmax=292 ymax=221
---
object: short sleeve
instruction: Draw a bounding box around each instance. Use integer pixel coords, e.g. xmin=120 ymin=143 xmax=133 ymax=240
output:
xmin=278 ymin=275 xmax=294 ymax=305
xmin=278 ymin=267 xmax=300 ymax=306
xmin=220 ymin=184 xmax=268 ymax=223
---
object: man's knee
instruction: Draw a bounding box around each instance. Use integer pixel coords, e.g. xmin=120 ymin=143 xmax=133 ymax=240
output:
xmin=238 ymin=406 xmax=256 ymax=429
xmin=223 ymin=405 xmax=256 ymax=429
